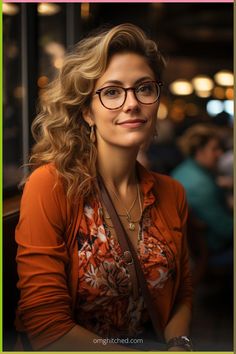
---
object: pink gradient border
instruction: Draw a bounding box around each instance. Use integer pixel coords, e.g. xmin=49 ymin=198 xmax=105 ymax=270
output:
xmin=3 ymin=0 xmax=234 ymax=2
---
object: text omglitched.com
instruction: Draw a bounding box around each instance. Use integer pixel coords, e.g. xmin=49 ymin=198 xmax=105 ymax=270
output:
xmin=93 ymin=337 xmax=144 ymax=346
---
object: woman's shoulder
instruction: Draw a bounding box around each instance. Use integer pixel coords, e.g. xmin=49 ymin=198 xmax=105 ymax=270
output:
xmin=150 ymin=171 xmax=188 ymax=222
xmin=151 ymin=171 xmax=185 ymax=195
xmin=24 ymin=163 xmax=66 ymax=200
xmin=27 ymin=163 xmax=57 ymax=181
xmin=26 ymin=164 xmax=59 ymax=188
xmin=138 ymin=163 xmax=186 ymax=202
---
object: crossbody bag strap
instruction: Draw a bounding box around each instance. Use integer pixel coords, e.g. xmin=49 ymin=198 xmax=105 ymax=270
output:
xmin=97 ymin=175 xmax=139 ymax=300
xmin=97 ymin=175 xmax=164 ymax=342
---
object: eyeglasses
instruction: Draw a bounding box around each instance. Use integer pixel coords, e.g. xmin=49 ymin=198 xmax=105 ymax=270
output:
xmin=94 ymin=81 xmax=163 ymax=110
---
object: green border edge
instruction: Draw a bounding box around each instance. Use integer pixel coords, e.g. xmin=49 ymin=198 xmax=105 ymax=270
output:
xmin=0 ymin=0 xmax=3 ymax=351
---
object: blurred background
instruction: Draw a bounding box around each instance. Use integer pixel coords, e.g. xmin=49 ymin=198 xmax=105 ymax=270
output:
xmin=3 ymin=3 xmax=233 ymax=351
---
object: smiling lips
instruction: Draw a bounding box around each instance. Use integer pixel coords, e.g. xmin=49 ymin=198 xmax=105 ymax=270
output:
xmin=117 ymin=119 xmax=147 ymax=128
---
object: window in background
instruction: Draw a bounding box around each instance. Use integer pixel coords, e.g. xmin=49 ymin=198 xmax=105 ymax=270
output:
xmin=3 ymin=4 xmax=68 ymax=198
xmin=38 ymin=4 xmax=66 ymax=84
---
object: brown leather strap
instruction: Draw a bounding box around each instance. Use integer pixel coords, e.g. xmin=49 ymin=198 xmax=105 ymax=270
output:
xmin=97 ymin=175 xmax=164 ymax=342
xmin=97 ymin=175 xmax=139 ymax=300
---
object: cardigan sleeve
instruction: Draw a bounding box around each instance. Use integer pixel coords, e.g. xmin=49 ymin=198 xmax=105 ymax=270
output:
xmin=172 ymin=179 xmax=193 ymax=311
xmin=15 ymin=165 xmax=76 ymax=349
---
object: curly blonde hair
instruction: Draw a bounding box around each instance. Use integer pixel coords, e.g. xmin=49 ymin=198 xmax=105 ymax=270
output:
xmin=28 ymin=23 xmax=165 ymax=202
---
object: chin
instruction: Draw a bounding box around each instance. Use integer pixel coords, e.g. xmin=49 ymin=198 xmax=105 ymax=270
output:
xmin=103 ymin=131 xmax=151 ymax=150
xmin=120 ymin=138 xmax=149 ymax=149
xmin=126 ymin=131 xmax=151 ymax=144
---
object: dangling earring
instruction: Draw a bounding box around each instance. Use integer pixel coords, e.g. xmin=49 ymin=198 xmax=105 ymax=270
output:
xmin=90 ymin=125 xmax=96 ymax=143
xmin=153 ymin=126 xmax=158 ymax=141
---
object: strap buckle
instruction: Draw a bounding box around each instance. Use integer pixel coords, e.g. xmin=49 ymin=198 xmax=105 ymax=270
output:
xmin=123 ymin=250 xmax=133 ymax=265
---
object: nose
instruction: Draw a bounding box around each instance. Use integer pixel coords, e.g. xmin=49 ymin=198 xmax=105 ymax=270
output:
xmin=123 ymin=89 xmax=140 ymax=111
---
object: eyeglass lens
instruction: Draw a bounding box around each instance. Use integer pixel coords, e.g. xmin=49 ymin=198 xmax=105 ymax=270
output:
xmin=99 ymin=82 xmax=160 ymax=109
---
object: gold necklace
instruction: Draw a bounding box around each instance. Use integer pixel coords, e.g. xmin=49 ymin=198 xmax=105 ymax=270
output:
xmin=116 ymin=187 xmax=138 ymax=217
xmin=104 ymin=181 xmax=143 ymax=231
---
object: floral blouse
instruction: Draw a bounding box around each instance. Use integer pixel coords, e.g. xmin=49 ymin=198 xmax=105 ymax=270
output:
xmin=76 ymin=186 xmax=176 ymax=339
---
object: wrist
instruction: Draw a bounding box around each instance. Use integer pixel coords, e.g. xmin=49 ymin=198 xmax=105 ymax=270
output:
xmin=166 ymin=336 xmax=193 ymax=351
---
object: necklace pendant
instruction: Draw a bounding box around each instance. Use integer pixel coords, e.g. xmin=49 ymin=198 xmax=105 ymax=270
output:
xmin=129 ymin=222 xmax=135 ymax=231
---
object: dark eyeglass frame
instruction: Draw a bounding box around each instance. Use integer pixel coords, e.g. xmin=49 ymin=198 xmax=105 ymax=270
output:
xmin=94 ymin=80 xmax=163 ymax=110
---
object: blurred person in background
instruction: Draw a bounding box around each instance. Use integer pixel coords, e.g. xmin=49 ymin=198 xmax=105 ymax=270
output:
xmin=171 ymin=124 xmax=233 ymax=269
xmin=216 ymin=126 xmax=233 ymax=212
xmin=216 ymin=149 xmax=233 ymax=210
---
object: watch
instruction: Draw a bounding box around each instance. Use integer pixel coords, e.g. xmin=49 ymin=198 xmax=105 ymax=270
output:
xmin=166 ymin=336 xmax=193 ymax=351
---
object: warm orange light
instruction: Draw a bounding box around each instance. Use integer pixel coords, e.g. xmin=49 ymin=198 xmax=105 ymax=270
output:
xmin=54 ymin=58 xmax=64 ymax=69
xmin=212 ymin=86 xmax=225 ymax=99
xmin=214 ymin=70 xmax=234 ymax=86
xmin=170 ymin=80 xmax=193 ymax=95
xmin=81 ymin=3 xmax=90 ymax=19
xmin=157 ymin=102 xmax=168 ymax=120
xmin=3 ymin=3 xmax=19 ymax=15
xmin=38 ymin=3 xmax=61 ymax=16
xmin=195 ymin=90 xmax=211 ymax=98
xmin=185 ymin=103 xmax=199 ymax=116
xmin=225 ymin=88 xmax=234 ymax=100
xmin=13 ymin=86 xmax=25 ymax=99
xmin=170 ymin=106 xmax=185 ymax=122
xmin=192 ymin=76 xmax=214 ymax=91
xmin=37 ymin=76 xmax=49 ymax=88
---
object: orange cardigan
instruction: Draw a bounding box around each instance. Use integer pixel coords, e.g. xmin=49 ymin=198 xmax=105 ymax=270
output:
xmin=15 ymin=164 xmax=193 ymax=350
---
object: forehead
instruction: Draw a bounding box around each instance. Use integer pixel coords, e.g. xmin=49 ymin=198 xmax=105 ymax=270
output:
xmin=96 ymin=52 xmax=155 ymax=87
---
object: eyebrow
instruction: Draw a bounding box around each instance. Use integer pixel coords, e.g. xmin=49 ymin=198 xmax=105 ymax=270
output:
xmin=100 ymin=76 xmax=154 ymax=87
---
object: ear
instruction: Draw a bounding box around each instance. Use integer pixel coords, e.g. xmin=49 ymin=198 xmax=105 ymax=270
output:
xmin=82 ymin=107 xmax=94 ymax=126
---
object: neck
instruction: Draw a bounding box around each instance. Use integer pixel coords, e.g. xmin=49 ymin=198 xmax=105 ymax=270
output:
xmin=97 ymin=143 xmax=139 ymax=194
xmin=194 ymin=156 xmax=209 ymax=170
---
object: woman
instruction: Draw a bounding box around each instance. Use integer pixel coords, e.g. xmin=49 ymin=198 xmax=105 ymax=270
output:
xmin=171 ymin=124 xmax=233 ymax=264
xmin=15 ymin=23 xmax=193 ymax=351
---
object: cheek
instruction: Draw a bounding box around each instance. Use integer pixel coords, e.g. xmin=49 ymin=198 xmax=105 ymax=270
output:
xmin=91 ymin=103 xmax=114 ymax=126
xmin=94 ymin=112 xmax=118 ymax=132
xmin=213 ymin=152 xmax=220 ymax=161
xmin=210 ymin=152 xmax=218 ymax=162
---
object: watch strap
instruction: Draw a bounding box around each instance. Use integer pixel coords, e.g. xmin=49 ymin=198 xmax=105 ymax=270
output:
xmin=166 ymin=336 xmax=193 ymax=351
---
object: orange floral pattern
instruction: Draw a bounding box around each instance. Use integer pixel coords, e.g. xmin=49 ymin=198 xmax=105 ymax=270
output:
xmin=76 ymin=188 xmax=176 ymax=338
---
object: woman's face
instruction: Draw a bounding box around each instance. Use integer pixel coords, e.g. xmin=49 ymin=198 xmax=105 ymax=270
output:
xmin=196 ymin=138 xmax=223 ymax=170
xmin=83 ymin=52 xmax=160 ymax=150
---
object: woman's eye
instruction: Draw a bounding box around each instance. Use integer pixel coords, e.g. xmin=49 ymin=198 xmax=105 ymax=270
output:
xmin=137 ymin=83 xmax=153 ymax=94
xmin=103 ymin=87 xmax=122 ymax=97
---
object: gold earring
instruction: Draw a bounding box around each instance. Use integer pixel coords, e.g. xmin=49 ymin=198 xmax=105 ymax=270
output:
xmin=152 ymin=129 xmax=158 ymax=142
xmin=90 ymin=125 xmax=96 ymax=143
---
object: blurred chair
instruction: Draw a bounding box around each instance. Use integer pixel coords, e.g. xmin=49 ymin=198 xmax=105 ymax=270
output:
xmin=187 ymin=209 xmax=233 ymax=294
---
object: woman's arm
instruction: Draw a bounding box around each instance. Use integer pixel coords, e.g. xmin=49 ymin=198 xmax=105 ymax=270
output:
xmin=164 ymin=304 xmax=192 ymax=351
xmin=164 ymin=231 xmax=192 ymax=352
xmin=16 ymin=166 xmax=77 ymax=350
xmin=164 ymin=181 xmax=193 ymax=351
